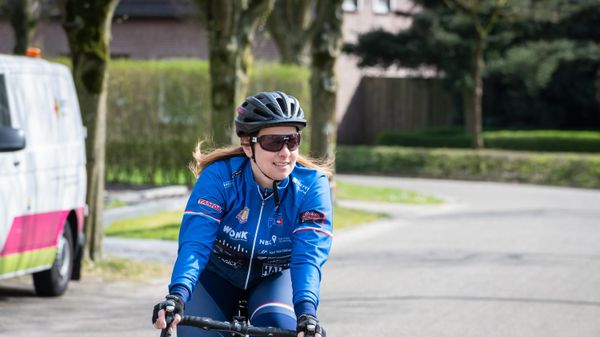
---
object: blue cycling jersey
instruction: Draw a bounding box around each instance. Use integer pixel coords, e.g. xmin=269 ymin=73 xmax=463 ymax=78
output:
xmin=169 ymin=155 xmax=333 ymax=316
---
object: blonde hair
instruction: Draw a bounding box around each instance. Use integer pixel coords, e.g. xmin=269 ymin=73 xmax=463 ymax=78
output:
xmin=189 ymin=140 xmax=334 ymax=179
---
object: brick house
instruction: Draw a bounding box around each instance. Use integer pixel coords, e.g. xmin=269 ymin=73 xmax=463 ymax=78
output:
xmin=1 ymin=0 xmax=433 ymax=144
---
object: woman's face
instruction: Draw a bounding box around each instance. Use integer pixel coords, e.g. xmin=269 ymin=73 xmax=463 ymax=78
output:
xmin=243 ymin=126 xmax=300 ymax=188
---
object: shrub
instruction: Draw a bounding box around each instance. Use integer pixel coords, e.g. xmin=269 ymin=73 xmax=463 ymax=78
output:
xmin=377 ymin=129 xmax=600 ymax=153
xmin=336 ymin=146 xmax=600 ymax=188
xmin=105 ymin=59 xmax=310 ymax=185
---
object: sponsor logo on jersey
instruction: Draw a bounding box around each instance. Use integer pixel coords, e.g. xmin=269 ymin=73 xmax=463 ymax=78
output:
xmin=277 ymin=236 xmax=292 ymax=244
xmin=268 ymin=249 xmax=292 ymax=255
xmin=292 ymin=177 xmax=310 ymax=194
xmin=261 ymin=262 xmax=289 ymax=277
xmin=268 ymin=215 xmax=284 ymax=228
xmin=198 ymin=198 xmax=222 ymax=212
xmin=219 ymin=257 xmax=243 ymax=269
xmin=259 ymin=235 xmax=278 ymax=246
xmin=223 ymin=225 xmax=248 ymax=241
xmin=300 ymin=210 xmax=326 ymax=223
xmin=236 ymin=207 xmax=250 ymax=224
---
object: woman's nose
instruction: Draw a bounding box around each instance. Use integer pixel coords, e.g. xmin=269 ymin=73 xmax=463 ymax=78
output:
xmin=278 ymin=143 xmax=291 ymax=155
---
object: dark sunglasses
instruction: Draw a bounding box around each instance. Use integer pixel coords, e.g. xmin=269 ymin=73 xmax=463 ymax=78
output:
xmin=251 ymin=133 xmax=302 ymax=152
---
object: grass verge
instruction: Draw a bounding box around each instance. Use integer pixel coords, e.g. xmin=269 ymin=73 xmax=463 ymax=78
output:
xmin=83 ymin=256 xmax=171 ymax=282
xmin=105 ymin=206 xmax=389 ymax=240
xmin=335 ymin=180 xmax=442 ymax=204
xmin=337 ymin=145 xmax=600 ymax=189
xmin=105 ymin=181 xmax=441 ymax=240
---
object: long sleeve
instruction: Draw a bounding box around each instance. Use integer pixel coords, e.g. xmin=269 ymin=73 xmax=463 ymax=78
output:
xmin=169 ymin=165 xmax=226 ymax=299
xmin=290 ymin=174 xmax=333 ymax=316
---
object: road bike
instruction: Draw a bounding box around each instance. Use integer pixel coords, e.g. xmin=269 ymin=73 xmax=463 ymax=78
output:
xmin=161 ymin=298 xmax=297 ymax=337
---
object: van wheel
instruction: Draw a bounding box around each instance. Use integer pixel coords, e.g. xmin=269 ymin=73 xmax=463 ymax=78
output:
xmin=33 ymin=221 xmax=74 ymax=296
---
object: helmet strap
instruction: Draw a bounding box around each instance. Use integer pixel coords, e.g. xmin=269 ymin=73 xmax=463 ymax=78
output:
xmin=250 ymin=144 xmax=281 ymax=207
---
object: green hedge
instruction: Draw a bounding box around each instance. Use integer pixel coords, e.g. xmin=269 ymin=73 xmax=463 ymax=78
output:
xmin=105 ymin=59 xmax=310 ymax=185
xmin=72 ymin=59 xmax=600 ymax=188
xmin=378 ymin=129 xmax=600 ymax=153
xmin=336 ymin=146 xmax=600 ymax=189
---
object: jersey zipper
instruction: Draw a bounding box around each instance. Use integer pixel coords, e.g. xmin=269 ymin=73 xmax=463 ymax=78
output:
xmin=244 ymin=198 xmax=265 ymax=289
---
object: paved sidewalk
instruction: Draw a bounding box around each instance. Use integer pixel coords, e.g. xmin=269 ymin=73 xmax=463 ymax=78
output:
xmin=104 ymin=184 xmax=189 ymax=261
xmin=104 ymin=184 xmax=189 ymax=228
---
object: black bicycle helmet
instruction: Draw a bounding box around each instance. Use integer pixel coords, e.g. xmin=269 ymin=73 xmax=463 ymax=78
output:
xmin=235 ymin=91 xmax=307 ymax=136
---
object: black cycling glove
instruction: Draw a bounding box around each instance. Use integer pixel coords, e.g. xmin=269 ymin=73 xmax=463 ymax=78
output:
xmin=152 ymin=294 xmax=185 ymax=325
xmin=297 ymin=314 xmax=326 ymax=337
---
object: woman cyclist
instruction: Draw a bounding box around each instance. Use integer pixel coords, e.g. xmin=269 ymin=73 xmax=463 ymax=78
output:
xmin=152 ymin=91 xmax=332 ymax=337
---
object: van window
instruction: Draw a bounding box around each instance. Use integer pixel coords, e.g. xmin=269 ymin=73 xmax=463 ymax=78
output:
xmin=0 ymin=74 xmax=10 ymax=127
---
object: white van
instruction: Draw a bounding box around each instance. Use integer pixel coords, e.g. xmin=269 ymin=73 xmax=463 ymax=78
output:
xmin=0 ymin=53 xmax=87 ymax=296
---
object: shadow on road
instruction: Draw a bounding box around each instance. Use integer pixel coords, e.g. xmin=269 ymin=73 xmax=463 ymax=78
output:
xmin=0 ymin=285 xmax=36 ymax=298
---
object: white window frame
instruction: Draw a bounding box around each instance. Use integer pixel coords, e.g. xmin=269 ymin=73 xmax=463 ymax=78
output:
xmin=342 ymin=0 xmax=361 ymax=12
xmin=372 ymin=0 xmax=392 ymax=14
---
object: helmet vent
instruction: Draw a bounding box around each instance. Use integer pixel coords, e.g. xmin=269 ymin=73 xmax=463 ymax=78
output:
xmin=265 ymin=103 xmax=277 ymax=114
xmin=253 ymin=108 xmax=270 ymax=118
xmin=276 ymin=98 xmax=286 ymax=114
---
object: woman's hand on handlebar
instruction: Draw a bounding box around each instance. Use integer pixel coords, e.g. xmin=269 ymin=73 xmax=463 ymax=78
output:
xmin=153 ymin=307 xmax=182 ymax=331
xmin=152 ymin=295 xmax=184 ymax=333
xmin=296 ymin=314 xmax=326 ymax=337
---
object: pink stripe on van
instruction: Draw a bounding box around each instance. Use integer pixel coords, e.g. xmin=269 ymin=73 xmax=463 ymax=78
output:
xmin=0 ymin=210 xmax=70 ymax=256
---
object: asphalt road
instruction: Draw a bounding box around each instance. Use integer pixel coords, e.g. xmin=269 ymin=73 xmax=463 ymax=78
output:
xmin=1 ymin=175 xmax=599 ymax=337
xmin=321 ymin=175 xmax=600 ymax=337
xmin=0 ymin=276 xmax=167 ymax=337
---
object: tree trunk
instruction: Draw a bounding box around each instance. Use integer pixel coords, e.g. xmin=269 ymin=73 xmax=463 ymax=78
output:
xmin=446 ymin=0 xmax=506 ymax=149
xmin=59 ymin=0 xmax=119 ymax=261
xmin=2 ymin=0 xmax=41 ymax=55
xmin=469 ymin=35 xmax=484 ymax=149
xmin=463 ymin=88 xmax=474 ymax=138
xmin=596 ymin=66 xmax=600 ymax=105
xmin=198 ymin=0 xmax=275 ymax=147
xmin=310 ymin=0 xmax=343 ymax=161
xmin=266 ymin=0 xmax=316 ymax=65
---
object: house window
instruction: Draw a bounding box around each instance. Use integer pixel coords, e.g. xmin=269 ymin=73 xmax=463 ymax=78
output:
xmin=0 ymin=75 xmax=11 ymax=127
xmin=372 ymin=0 xmax=391 ymax=14
xmin=343 ymin=0 xmax=359 ymax=12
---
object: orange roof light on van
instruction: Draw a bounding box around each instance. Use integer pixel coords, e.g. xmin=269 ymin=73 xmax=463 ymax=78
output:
xmin=26 ymin=47 xmax=42 ymax=58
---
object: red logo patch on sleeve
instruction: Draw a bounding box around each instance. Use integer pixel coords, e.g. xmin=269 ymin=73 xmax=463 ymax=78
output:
xmin=198 ymin=198 xmax=222 ymax=212
xmin=300 ymin=210 xmax=326 ymax=223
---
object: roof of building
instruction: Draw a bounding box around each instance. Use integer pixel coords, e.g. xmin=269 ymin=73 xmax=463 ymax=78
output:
xmin=115 ymin=0 xmax=197 ymax=18
xmin=0 ymin=0 xmax=197 ymax=19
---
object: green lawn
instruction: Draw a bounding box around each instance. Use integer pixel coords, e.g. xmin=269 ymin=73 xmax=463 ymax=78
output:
xmin=105 ymin=180 xmax=441 ymax=240
xmin=105 ymin=206 xmax=388 ymax=240
xmin=83 ymin=256 xmax=171 ymax=281
xmin=105 ymin=211 xmax=183 ymax=240
xmin=335 ymin=180 xmax=443 ymax=204
xmin=106 ymin=199 xmax=128 ymax=209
